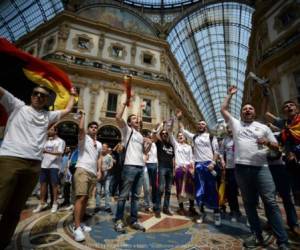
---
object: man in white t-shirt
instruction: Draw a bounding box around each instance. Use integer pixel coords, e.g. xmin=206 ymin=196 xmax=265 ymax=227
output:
xmin=72 ymin=112 xmax=102 ymax=242
xmin=221 ymin=86 xmax=289 ymax=249
xmin=0 ymin=85 xmax=76 ymax=248
xmin=177 ymin=111 xmax=222 ymax=226
xmin=114 ymin=100 xmax=152 ymax=233
xmin=33 ymin=126 xmax=65 ymax=213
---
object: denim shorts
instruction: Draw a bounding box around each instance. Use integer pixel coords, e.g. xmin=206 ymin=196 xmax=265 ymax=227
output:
xmin=40 ymin=168 xmax=59 ymax=185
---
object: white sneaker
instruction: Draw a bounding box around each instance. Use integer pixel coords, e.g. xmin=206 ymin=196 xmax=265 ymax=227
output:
xmin=214 ymin=213 xmax=221 ymax=226
xmin=231 ymin=216 xmax=237 ymax=223
xmin=81 ymin=224 xmax=92 ymax=232
xmin=61 ymin=204 xmax=74 ymax=211
xmin=33 ymin=203 xmax=47 ymax=213
xmin=195 ymin=213 xmax=206 ymax=224
xmin=73 ymin=227 xmax=85 ymax=242
xmin=51 ymin=203 xmax=58 ymax=213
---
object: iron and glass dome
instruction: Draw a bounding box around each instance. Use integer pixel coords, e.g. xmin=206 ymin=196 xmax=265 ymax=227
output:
xmin=0 ymin=0 xmax=254 ymax=128
xmin=123 ymin=0 xmax=200 ymax=8
xmin=167 ymin=2 xmax=253 ymax=127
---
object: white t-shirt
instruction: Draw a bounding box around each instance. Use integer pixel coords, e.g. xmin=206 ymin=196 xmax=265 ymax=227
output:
xmin=220 ymin=136 xmax=235 ymax=169
xmin=76 ymin=134 xmax=102 ymax=176
xmin=121 ymin=125 xmax=144 ymax=166
xmin=146 ymin=143 xmax=158 ymax=164
xmin=170 ymin=134 xmax=193 ymax=168
xmin=41 ymin=137 xmax=66 ymax=169
xmin=0 ymin=90 xmax=61 ymax=160
xmin=182 ymin=129 xmax=218 ymax=162
xmin=228 ymin=114 xmax=277 ymax=167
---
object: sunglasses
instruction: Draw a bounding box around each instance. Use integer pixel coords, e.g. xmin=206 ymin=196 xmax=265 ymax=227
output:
xmin=161 ymin=132 xmax=168 ymax=136
xmin=32 ymin=91 xmax=49 ymax=98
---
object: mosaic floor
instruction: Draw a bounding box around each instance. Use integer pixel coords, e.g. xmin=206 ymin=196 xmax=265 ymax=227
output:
xmin=6 ymin=190 xmax=300 ymax=250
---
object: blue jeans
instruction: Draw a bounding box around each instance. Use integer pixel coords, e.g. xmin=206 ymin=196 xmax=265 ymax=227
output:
xmin=143 ymin=170 xmax=150 ymax=208
xmin=96 ymin=174 xmax=112 ymax=209
xmin=146 ymin=163 xmax=158 ymax=207
xmin=115 ymin=165 xmax=144 ymax=224
xmin=269 ymin=164 xmax=299 ymax=228
xmin=235 ymin=164 xmax=288 ymax=245
xmin=155 ymin=167 xmax=173 ymax=212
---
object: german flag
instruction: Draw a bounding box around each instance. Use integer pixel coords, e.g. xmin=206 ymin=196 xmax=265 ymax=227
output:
xmin=0 ymin=37 xmax=76 ymax=126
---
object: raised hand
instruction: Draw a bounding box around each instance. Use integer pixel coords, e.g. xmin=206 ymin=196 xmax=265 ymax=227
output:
xmin=70 ymin=87 xmax=78 ymax=97
xmin=175 ymin=109 xmax=183 ymax=120
xmin=228 ymin=86 xmax=237 ymax=95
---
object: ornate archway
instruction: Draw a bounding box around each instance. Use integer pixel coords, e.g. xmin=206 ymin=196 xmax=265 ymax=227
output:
xmin=56 ymin=121 xmax=79 ymax=149
xmin=97 ymin=125 xmax=121 ymax=148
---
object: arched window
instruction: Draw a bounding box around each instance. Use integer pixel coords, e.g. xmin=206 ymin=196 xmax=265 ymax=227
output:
xmin=97 ymin=125 xmax=121 ymax=148
xmin=56 ymin=121 xmax=79 ymax=149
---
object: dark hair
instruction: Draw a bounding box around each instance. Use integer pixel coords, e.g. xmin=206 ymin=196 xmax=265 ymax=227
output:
xmin=127 ymin=114 xmax=136 ymax=125
xmin=283 ymin=100 xmax=297 ymax=107
xmin=242 ymin=103 xmax=255 ymax=109
xmin=88 ymin=121 xmax=98 ymax=128
xmin=160 ymin=130 xmax=168 ymax=136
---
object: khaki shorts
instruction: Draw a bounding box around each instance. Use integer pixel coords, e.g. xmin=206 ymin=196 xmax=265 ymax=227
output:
xmin=73 ymin=167 xmax=97 ymax=196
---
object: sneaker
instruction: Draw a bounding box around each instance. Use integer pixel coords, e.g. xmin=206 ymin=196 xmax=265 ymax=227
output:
xmin=51 ymin=203 xmax=58 ymax=213
xmin=162 ymin=208 xmax=173 ymax=216
xmin=131 ymin=222 xmax=145 ymax=232
xmin=246 ymin=219 xmax=250 ymax=227
xmin=144 ymin=207 xmax=152 ymax=214
xmin=104 ymin=207 xmax=113 ymax=214
xmin=177 ymin=208 xmax=186 ymax=216
xmin=195 ymin=213 xmax=206 ymax=224
xmin=73 ymin=227 xmax=85 ymax=242
xmin=278 ymin=243 xmax=290 ymax=250
xmin=81 ymin=224 xmax=92 ymax=233
xmin=291 ymin=225 xmax=300 ymax=236
xmin=114 ymin=220 xmax=126 ymax=233
xmin=230 ymin=216 xmax=237 ymax=223
xmin=62 ymin=204 xmax=73 ymax=211
xmin=188 ymin=207 xmax=198 ymax=217
xmin=33 ymin=203 xmax=48 ymax=213
xmin=154 ymin=211 xmax=161 ymax=218
xmin=243 ymin=232 xmax=273 ymax=248
xmin=214 ymin=213 xmax=221 ymax=226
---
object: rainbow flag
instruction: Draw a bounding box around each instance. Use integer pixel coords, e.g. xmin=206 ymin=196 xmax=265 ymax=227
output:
xmin=0 ymin=37 xmax=76 ymax=126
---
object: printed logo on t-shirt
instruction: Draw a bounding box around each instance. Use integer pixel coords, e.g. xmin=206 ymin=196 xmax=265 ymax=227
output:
xmin=162 ymin=145 xmax=174 ymax=155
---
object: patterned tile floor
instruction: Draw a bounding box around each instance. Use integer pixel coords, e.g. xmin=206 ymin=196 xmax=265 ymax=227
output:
xmin=6 ymin=189 xmax=300 ymax=250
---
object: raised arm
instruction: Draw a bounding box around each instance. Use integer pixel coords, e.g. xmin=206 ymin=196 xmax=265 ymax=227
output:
xmin=152 ymin=122 xmax=163 ymax=142
xmin=60 ymin=87 xmax=77 ymax=118
xmin=175 ymin=109 xmax=184 ymax=131
xmin=221 ymin=86 xmax=237 ymax=122
xmin=78 ymin=111 xmax=86 ymax=142
xmin=116 ymin=102 xmax=127 ymax=128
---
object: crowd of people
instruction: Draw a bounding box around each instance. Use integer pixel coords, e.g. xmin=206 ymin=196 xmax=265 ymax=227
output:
xmin=0 ymin=84 xmax=300 ymax=249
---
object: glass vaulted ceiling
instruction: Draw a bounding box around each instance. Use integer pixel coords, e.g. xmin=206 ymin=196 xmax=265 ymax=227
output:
xmin=124 ymin=0 xmax=200 ymax=8
xmin=0 ymin=0 xmax=64 ymax=42
xmin=167 ymin=2 xmax=253 ymax=128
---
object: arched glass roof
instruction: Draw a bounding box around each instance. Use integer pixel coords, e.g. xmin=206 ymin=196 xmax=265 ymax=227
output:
xmin=167 ymin=2 xmax=253 ymax=127
xmin=0 ymin=0 xmax=64 ymax=42
xmin=123 ymin=0 xmax=200 ymax=9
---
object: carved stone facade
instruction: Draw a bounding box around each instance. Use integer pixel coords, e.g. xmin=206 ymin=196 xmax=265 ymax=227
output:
xmin=15 ymin=5 xmax=202 ymax=146
xmin=244 ymin=0 xmax=300 ymax=119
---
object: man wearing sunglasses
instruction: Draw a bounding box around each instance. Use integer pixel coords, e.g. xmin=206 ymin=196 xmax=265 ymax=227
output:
xmin=152 ymin=128 xmax=175 ymax=218
xmin=0 ymin=85 xmax=76 ymax=248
